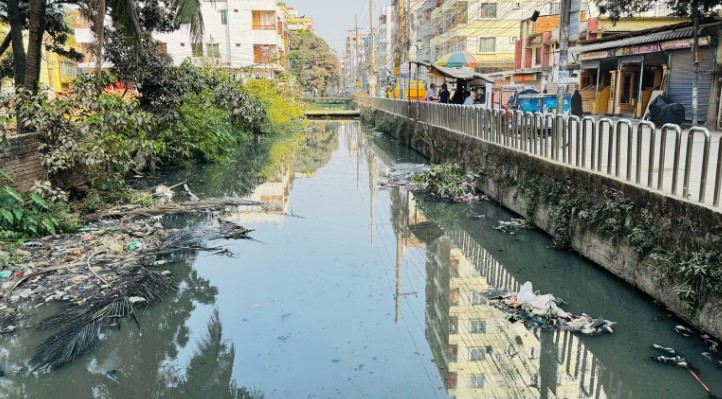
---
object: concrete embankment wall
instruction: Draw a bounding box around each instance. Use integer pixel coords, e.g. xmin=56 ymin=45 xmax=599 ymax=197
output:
xmin=0 ymin=133 xmax=45 ymax=191
xmin=362 ymin=107 xmax=722 ymax=339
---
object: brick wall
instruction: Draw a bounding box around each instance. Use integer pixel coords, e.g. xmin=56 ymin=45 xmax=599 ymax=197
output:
xmin=0 ymin=133 xmax=45 ymax=191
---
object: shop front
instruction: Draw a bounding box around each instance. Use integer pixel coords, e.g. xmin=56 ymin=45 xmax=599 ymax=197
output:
xmin=572 ymin=23 xmax=718 ymax=122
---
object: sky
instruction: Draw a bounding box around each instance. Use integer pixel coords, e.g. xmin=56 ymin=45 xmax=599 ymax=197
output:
xmin=285 ymin=0 xmax=392 ymax=54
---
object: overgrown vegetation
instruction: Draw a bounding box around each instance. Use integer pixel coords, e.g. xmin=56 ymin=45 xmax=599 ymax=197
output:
xmin=0 ymin=170 xmax=77 ymax=239
xmin=412 ymin=163 xmax=478 ymax=199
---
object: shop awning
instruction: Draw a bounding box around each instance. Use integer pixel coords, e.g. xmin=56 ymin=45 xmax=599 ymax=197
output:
xmin=570 ymin=27 xmax=697 ymax=53
xmin=413 ymin=61 xmax=494 ymax=83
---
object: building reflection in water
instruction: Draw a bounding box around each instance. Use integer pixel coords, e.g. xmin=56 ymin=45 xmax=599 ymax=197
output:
xmin=232 ymin=121 xmax=341 ymax=225
xmin=388 ymin=189 xmax=633 ymax=399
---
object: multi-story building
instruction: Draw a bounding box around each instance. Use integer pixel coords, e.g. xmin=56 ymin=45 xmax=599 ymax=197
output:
xmin=283 ymin=4 xmax=315 ymax=32
xmin=376 ymin=7 xmax=396 ymax=88
xmin=343 ymin=30 xmax=370 ymax=93
xmin=154 ymin=0 xmax=288 ymax=78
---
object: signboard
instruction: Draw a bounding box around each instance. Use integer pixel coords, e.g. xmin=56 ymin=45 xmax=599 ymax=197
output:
xmin=393 ymin=67 xmax=399 ymax=77
xmin=614 ymin=43 xmax=660 ymax=57
xmin=400 ymin=62 xmax=411 ymax=78
xmin=578 ymin=50 xmax=610 ymax=61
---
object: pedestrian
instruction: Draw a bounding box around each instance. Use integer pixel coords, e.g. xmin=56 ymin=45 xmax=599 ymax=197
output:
xmin=571 ymin=89 xmax=583 ymax=118
xmin=463 ymin=90 xmax=474 ymax=106
xmin=425 ymin=83 xmax=438 ymax=102
xmin=439 ymin=83 xmax=451 ymax=104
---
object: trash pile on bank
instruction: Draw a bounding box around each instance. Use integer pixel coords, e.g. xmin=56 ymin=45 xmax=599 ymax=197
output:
xmin=0 ymin=194 xmax=264 ymax=372
xmin=483 ymin=281 xmax=616 ymax=336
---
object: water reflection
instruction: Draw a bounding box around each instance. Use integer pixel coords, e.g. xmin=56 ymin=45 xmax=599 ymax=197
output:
xmin=388 ymin=190 xmax=633 ymax=398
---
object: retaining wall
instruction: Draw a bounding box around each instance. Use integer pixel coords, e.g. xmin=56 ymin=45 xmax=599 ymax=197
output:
xmin=363 ymin=107 xmax=722 ymax=339
xmin=1 ymin=133 xmax=45 ymax=191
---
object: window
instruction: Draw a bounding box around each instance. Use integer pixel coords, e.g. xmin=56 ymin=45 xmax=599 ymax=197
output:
xmin=512 ymin=2 xmax=522 ymax=9
xmin=534 ymin=47 xmax=542 ymax=65
xmin=469 ymin=347 xmax=486 ymax=361
xmin=478 ymin=37 xmax=495 ymax=53
xmin=252 ymin=10 xmax=276 ymax=30
xmin=470 ymin=374 xmax=485 ymax=388
xmin=235 ymin=43 xmax=241 ymax=47
xmin=60 ymin=61 xmax=77 ymax=78
xmin=220 ymin=10 xmax=228 ymax=25
xmin=549 ymin=2 xmax=561 ymax=13
xmin=206 ymin=43 xmax=220 ymax=59
xmin=479 ymin=3 xmax=497 ymax=18
xmin=254 ymin=44 xmax=277 ymax=63
xmin=470 ymin=319 xmax=486 ymax=333
xmin=180 ymin=42 xmax=185 ymax=47
xmin=191 ymin=42 xmax=203 ymax=57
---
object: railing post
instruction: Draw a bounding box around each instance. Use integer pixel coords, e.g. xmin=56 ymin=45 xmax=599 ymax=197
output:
xmin=614 ymin=119 xmax=632 ymax=179
xmin=684 ymin=127 xmax=711 ymax=202
xmin=596 ymin=118 xmax=613 ymax=173
xmin=659 ymin=124 xmax=682 ymax=194
xmin=567 ymin=115 xmax=580 ymax=166
xmin=635 ymin=121 xmax=656 ymax=187
xmin=714 ymin=136 xmax=722 ymax=207
xmin=581 ymin=116 xmax=595 ymax=169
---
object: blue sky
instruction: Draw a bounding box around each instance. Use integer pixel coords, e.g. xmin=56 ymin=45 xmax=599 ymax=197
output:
xmin=285 ymin=0 xmax=392 ymax=54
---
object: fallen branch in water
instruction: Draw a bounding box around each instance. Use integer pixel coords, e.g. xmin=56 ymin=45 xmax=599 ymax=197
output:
xmin=81 ymin=198 xmax=264 ymax=221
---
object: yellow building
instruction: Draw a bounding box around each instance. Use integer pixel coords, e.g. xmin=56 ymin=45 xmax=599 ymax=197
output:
xmin=0 ymin=13 xmax=81 ymax=96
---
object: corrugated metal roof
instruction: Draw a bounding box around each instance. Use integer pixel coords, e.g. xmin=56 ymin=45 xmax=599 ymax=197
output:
xmin=570 ymin=27 xmax=696 ymax=53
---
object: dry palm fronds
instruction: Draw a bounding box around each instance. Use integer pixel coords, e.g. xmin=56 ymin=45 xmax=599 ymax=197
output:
xmin=30 ymin=268 xmax=176 ymax=372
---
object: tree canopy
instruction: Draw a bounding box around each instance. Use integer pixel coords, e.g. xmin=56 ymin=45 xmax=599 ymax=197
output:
xmin=288 ymin=30 xmax=340 ymax=96
xmin=594 ymin=0 xmax=719 ymax=21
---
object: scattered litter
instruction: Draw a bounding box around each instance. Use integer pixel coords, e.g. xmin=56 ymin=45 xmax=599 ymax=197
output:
xmin=673 ymin=324 xmax=695 ymax=337
xmin=653 ymin=343 xmax=676 ymax=355
xmin=250 ymin=303 xmax=261 ymax=309
xmin=484 ymin=281 xmax=616 ymax=336
xmin=493 ymin=218 xmax=532 ymax=234
xmin=126 ymin=240 xmax=143 ymax=250
xmin=0 ymin=271 xmax=11 ymax=279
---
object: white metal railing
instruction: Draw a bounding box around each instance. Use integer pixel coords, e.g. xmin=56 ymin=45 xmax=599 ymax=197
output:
xmin=368 ymin=97 xmax=722 ymax=208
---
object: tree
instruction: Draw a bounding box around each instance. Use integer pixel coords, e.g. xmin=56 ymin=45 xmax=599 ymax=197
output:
xmin=288 ymin=30 xmax=340 ymax=96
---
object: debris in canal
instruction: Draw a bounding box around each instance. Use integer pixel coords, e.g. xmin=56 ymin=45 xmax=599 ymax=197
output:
xmin=0 ymin=196 xmax=265 ymax=372
xmin=649 ymin=344 xmax=722 ymax=399
xmin=484 ymin=281 xmax=617 ymax=336
xmin=493 ymin=218 xmax=532 ymax=234
xmin=411 ymin=163 xmax=478 ymax=199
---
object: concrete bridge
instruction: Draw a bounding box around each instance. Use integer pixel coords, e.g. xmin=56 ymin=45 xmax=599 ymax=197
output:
xmin=363 ymin=97 xmax=722 ymax=339
xmin=302 ymin=97 xmax=359 ymax=118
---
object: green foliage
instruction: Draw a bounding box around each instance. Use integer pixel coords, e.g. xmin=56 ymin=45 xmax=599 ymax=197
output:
xmin=413 ymin=163 xmax=478 ymax=199
xmin=1 ymin=77 xmax=161 ymax=194
xmin=243 ymin=79 xmax=303 ymax=128
xmin=0 ymin=170 xmax=77 ymax=238
xmin=288 ymin=30 xmax=340 ymax=96
xmin=159 ymin=89 xmax=240 ymax=163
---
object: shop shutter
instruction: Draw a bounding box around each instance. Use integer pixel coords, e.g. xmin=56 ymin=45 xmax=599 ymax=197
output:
xmin=667 ymin=48 xmax=715 ymax=122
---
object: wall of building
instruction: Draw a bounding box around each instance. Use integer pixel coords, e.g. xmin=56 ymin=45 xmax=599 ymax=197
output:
xmin=0 ymin=134 xmax=45 ymax=191
xmin=362 ymin=107 xmax=722 ymax=340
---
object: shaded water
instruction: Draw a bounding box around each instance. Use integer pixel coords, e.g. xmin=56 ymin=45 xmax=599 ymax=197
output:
xmin=1 ymin=120 xmax=721 ymax=398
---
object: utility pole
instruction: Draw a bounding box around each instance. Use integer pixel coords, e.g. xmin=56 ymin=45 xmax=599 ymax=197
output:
xmin=692 ymin=3 xmax=700 ymax=126
xmin=355 ymin=15 xmax=360 ymax=91
xmin=369 ymin=0 xmax=376 ymax=96
xmin=556 ymin=0 xmax=572 ymax=115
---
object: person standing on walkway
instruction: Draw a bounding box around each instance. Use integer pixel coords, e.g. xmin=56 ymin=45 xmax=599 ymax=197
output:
xmin=439 ymin=83 xmax=451 ymax=104
xmin=425 ymin=83 xmax=438 ymax=102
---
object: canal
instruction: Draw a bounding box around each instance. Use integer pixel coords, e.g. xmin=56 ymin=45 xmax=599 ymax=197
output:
xmin=0 ymin=120 xmax=720 ymax=398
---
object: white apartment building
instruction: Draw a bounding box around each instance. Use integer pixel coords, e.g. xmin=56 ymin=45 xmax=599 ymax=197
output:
xmin=154 ymin=0 xmax=288 ymax=78
xmin=376 ymin=6 xmax=396 ymax=87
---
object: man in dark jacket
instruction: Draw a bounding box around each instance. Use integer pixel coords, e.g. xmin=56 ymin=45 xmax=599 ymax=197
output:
xmin=439 ymin=83 xmax=451 ymax=104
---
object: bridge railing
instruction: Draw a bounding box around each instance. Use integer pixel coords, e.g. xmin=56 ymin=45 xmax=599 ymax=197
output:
xmin=368 ymin=97 xmax=722 ymax=209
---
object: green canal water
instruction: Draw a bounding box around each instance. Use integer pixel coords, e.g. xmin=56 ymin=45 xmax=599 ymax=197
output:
xmin=0 ymin=120 xmax=720 ymax=398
